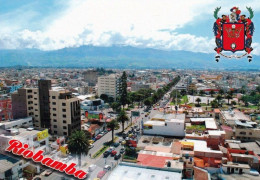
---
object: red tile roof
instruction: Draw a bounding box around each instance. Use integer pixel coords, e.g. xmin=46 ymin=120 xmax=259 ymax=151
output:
xmin=137 ymin=154 xmax=172 ymax=168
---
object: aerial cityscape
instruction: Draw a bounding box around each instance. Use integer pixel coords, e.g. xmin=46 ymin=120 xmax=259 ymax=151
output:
xmin=0 ymin=1 xmax=260 ymax=180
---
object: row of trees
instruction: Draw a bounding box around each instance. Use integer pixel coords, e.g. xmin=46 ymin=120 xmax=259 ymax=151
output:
xmin=143 ymin=76 xmax=181 ymax=107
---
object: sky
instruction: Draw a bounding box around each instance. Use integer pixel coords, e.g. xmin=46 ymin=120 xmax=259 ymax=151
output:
xmin=0 ymin=0 xmax=260 ymax=54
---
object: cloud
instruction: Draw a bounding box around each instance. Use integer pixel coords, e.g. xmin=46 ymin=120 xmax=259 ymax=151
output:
xmin=0 ymin=0 xmax=260 ymax=54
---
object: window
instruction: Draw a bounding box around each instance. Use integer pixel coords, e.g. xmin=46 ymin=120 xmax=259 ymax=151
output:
xmin=62 ymin=103 xmax=66 ymax=106
xmin=27 ymin=90 xmax=32 ymax=93
xmin=239 ymin=131 xmax=246 ymax=135
xmin=63 ymin=120 xmax=67 ymax=123
xmin=54 ymin=131 xmax=57 ymax=134
xmin=53 ymin=119 xmax=57 ymax=122
xmin=63 ymin=114 xmax=66 ymax=118
xmin=54 ymin=125 xmax=57 ymax=128
xmin=249 ymin=132 xmax=252 ymax=135
xmin=34 ymin=92 xmax=37 ymax=94
xmin=63 ymin=126 xmax=67 ymax=129
xmin=53 ymin=113 xmax=57 ymax=117
xmin=53 ymin=108 xmax=56 ymax=111
xmin=35 ymin=109 xmax=38 ymax=111
xmin=52 ymin=96 xmax=56 ymax=99
xmin=63 ymin=132 xmax=67 ymax=135
xmin=52 ymin=102 xmax=56 ymax=105
xmin=34 ymin=98 xmax=37 ymax=100
xmin=62 ymin=109 xmax=66 ymax=112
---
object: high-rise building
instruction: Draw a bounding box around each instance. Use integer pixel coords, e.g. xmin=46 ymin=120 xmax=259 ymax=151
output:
xmin=38 ymin=80 xmax=51 ymax=129
xmin=97 ymin=74 xmax=119 ymax=99
xmin=83 ymin=70 xmax=98 ymax=86
xmin=11 ymin=80 xmax=81 ymax=136
xmin=11 ymin=89 xmax=27 ymax=119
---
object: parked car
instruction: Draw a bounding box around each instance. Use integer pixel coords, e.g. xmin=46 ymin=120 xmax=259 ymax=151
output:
xmin=95 ymin=135 xmax=102 ymax=140
xmin=113 ymin=142 xmax=120 ymax=147
xmin=121 ymin=140 xmax=126 ymax=145
xmin=104 ymin=165 xmax=111 ymax=171
xmin=114 ymin=153 xmax=121 ymax=160
xmin=97 ymin=171 xmax=106 ymax=179
xmin=89 ymin=144 xmax=94 ymax=149
xmin=103 ymin=151 xmax=110 ymax=158
xmin=89 ymin=140 xmax=94 ymax=144
xmin=120 ymin=148 xmax=125 ymax=154
xmin=110 ymin=150 xmax=117 ymax=156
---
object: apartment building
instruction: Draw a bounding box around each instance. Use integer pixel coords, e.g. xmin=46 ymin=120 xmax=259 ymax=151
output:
xmin=49 ymin=89 xmax=81 ymax=136
xmin=97 ymin=74 xmax=119 ymax=99
xmin=11 ymin=80 xmax=81 ymax=136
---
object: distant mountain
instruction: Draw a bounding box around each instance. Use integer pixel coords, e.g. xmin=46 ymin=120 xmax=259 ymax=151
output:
xmin=0 ymin=45 xmax=259 ymax=69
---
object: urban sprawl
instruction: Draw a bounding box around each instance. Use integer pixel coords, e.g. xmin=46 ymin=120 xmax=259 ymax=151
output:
xmin=0 ymin=68 xmax=260 ymax=180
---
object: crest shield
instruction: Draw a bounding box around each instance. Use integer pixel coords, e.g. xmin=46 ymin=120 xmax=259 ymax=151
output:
xmin=222 ymin=23 xmax=245 ymax=52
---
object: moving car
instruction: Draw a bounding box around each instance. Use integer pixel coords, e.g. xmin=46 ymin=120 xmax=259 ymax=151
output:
xmin=104 ymin=165 xmax=111 ymax=171
xmin=114 ymin=153 xmax=121 ymax=160
xmin=88 ymin=164 xmax=97 ymax=172
xmin=103 ymin=151 xmax=110 ymax=158
xmin=97 ymin=170 xmax=106 ymax=179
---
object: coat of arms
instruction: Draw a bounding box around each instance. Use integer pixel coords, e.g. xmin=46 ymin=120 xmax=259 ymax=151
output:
xmin=213 ymin=7 xmax=255 ymax=62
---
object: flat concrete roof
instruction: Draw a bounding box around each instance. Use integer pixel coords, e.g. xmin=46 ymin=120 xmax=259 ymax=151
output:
xmin=108 ymin=163 xmax=182 ymax=180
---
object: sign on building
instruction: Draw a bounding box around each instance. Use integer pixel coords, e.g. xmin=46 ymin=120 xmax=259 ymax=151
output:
xmin=37 ymin=129 xmax=49 ymax=141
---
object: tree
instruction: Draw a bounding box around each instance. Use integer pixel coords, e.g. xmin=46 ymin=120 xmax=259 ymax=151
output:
xmin=108 ymin=97 xmax=114 ymax=104
xmin=195 ymin=98 xmax=201 ymax=106
xmin=210 ymin=90 xmax=215 ymax=97
xmin=219 ymin=89 xmax=224 ymax=96
xmin=100 ymin=94 xmax=109 ymax=103
xmin=256 ymin=85 xmax=260 ymax=93
xmin=211 ymin=100 xmax=219 ymax=108
xmin=215 ymin=95 xmax=223 ymax=105
xmin=231 ymin=101 xmax=237 ymax=106
xmin=68 ymin=130 xmax=89 ymax=168
xmin=119 ymin=71 xmax=128 ymax=107
xmin=199 ymin=90 xmax=205 ymax=96
xmin=116 ymin=109 xmax=129 ymax=132
xmin=180 ymin=90 xmax=187 ymax=96
xmin=228 ymin=90 xmax=234 ymax=97
xmin=107 ymin=119 xmax=119 ymax=142
xmin=111 ymin=102 xmax=121 ymax=112
xmin=144 ymin=97 xmax=152 ymax=108
xmin=226 ymin=94 xmax=232 ymax=105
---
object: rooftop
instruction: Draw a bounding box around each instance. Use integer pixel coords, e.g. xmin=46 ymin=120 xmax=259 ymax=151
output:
xmin=0 ymin=154 xmax=21 ymax=173
xmin=108 ymin=163 xmax=182 ymax=180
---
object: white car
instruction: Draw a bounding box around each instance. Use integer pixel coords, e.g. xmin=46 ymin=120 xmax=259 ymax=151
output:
xmin=109 ymin=146 xmax=115 ymax=151
xmin=104 ymin=165 xmax=111 ymax=171
xmin=88 ymin=164 xmax=97 ymax=172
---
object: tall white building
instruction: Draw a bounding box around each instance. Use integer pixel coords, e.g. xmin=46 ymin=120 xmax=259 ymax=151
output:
xmin=97 ymin=74 xmax=119 ymax=99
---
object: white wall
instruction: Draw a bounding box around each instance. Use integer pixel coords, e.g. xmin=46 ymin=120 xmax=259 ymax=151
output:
xmin=143 ymin=121 xmax=185 ymax=137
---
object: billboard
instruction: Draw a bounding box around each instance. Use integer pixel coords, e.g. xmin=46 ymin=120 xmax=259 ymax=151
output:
xmin=85 ymin=111 xmax=103 ymax=120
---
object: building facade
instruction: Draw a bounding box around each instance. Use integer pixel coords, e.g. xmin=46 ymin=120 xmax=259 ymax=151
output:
xmin=97 ymin=74 xmax=119 ymax=99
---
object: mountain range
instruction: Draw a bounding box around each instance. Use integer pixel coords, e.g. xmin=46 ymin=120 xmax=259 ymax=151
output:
xmin=0 ymin=46 xmax=259 ymax=69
